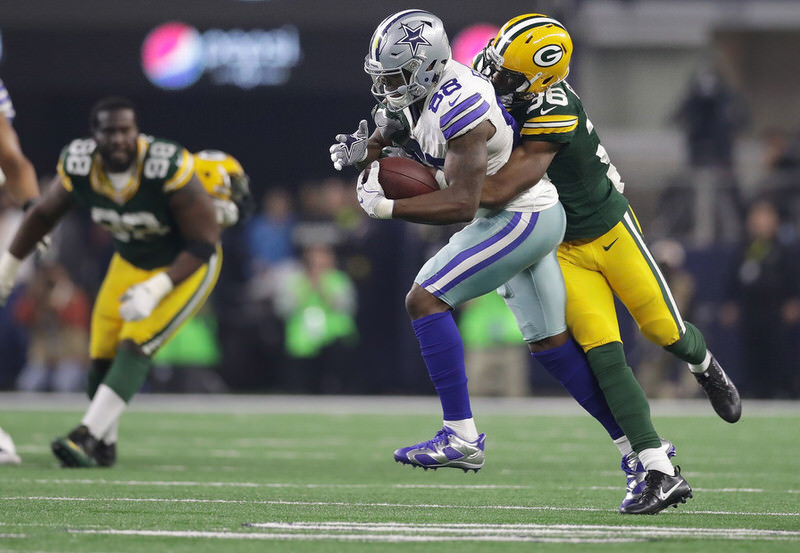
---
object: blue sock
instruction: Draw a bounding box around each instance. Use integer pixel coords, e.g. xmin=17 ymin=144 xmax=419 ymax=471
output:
xmin=412 ymin=311 xmax=472 ymax=420
xmin=533 ymin=338 xmax=624 ymax=439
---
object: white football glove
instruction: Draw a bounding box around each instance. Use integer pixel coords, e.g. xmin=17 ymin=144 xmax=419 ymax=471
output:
xmin=330 ymin=119 xmax=369 ymax=171
xmin=119 ymin=272 xmax=174 ymax=322
xmin=374 ymin=106 xmax=408 ymax=143
xmin=0 ymin=251 xmax=22 ymax=307
xmin=356 ymin=161 xmax=394 ymax=219
xmin=213 ymin=198 xmax=239 ymax=228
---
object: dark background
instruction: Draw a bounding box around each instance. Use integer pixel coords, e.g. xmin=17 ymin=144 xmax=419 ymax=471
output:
xmin=0 ymin=0 xmax=543 ymax=193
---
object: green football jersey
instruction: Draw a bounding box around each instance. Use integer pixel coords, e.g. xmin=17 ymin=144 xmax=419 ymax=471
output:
xmin=57 ymin=135 xmax=195 ymax=269
xmin=507 ymin=81 xmax=628 ymax=241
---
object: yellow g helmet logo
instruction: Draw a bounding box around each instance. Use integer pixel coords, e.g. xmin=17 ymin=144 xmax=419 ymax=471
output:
xmin=483 ymin=14 xmax=572 ymax=97
xmin=193 ymin=149 xmax=247 ymax=201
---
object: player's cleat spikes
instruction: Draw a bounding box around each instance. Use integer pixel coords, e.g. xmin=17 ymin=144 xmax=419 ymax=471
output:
xmin=93 ymin=440 xmax=117 ymax=467
xmin=393 ymin=427 xmax=485 ymax=472
xmin=619 ymin=465 xmax=692 ymax=515
xmin=51 ymin=425 xmax=97 ymax=468
xmin=619 ymin=439 xmax=676 ymax=512
xmin=694 ymin=355 xmax=741 ymax=423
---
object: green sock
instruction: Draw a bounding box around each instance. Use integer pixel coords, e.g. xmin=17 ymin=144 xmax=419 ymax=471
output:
xmin=663 ymin=321 xmax=707 ymax=365
xmin=586 ymin=342 xmax=660 ymax=453
xmin=103 ymin=349 xmax=151 ymax=403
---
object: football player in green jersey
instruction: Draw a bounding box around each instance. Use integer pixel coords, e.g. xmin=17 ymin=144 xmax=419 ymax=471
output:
xmin=474 ymin=14 xmax=742 ymax=514
xmin=0 ymin=96 xmax=222 ymax=468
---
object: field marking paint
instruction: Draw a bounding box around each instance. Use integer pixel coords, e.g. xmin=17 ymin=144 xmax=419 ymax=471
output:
xmin=68 ymin=528 xmax=634 ymax=544
xmin=248 ymin=521 xmax=800 ymax=539
xmin=65 ymin=521 xmax=800 ymax=543
xmin=6 ymin=496 xmax=800 ymax=517
xmin=16 ymin=478 xmax=796 ymax=495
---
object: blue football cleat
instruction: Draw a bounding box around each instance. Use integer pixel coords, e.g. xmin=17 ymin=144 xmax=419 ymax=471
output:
xmin=394 ymin=427 xmax=485 ymax=472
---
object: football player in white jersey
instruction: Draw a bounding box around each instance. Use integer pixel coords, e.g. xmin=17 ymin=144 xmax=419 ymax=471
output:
xmin=0 ymin=79 xmax=39 ymax=208
xmin=331 ymin=10 xmax=627 ymax=476
xmin=0 ymin=77 xmax=40 ymax=465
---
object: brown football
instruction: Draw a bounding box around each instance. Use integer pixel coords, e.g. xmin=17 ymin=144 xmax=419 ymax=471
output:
xmin=372 ymin=157 xmax=439 ymax=199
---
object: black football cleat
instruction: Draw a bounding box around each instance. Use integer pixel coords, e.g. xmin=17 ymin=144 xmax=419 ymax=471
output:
xmin=695 ymin=355 xmax=741 ymax=423
xmin=620 ymin=466 xmax=692 ymax=515
xmin=93 ymin=440 xmax=117 ymax=467
xmin=51 ymin=425 xmax=98 ymax=468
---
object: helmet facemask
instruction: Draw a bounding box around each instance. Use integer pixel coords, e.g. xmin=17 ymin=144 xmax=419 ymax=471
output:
xmin=481 ymin=14 xmax=573 ymax=105
xmin=366 ymin=57 xmax=428 ymax=112
xmin=480 ymin=43 xmax=538 ymax=101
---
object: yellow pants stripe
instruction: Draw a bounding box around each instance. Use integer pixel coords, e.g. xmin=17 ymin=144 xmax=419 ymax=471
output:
xmin=620 ymin=209 xmax=685 ymax=334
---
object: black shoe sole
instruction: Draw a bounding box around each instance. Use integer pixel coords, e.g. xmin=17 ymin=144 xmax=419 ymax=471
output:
xmin=51 ymin=439 xmax=96 ymax=468
xmin=621 ymin=490 xmax=693 ymax=515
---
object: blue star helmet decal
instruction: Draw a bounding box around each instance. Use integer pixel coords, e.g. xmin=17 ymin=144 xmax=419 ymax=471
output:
xmin=395 ymin=22 xmax=431 ymax=56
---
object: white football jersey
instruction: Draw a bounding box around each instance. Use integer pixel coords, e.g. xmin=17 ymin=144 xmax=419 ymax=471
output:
xmin=0 ymin=79 xmax=16 ymax=123
xmin=400 ymin=61 xmax=557 ymax=216
xmin=0 ymin=78 xmax=14 ymax=185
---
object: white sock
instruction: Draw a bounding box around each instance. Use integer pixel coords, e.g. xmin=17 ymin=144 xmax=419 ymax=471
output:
xmin=81 ymin=384 xmax=127 ymax=439
xmin=613 ymin=435 xmax=633 ymax=457
xmin=102 ymin=419 xmax=119 ymax=444
xmin=638 ymin=447 xmax=675 ymax=476
xmin=443 ymin=418 xmax=479 ymax=442
xmin=688 ymin=350 xmax=712 ymax=373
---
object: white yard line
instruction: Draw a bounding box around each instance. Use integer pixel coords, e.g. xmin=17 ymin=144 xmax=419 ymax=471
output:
xmin=5 ymin=496 xmax=799 ymax=517
xmin=68 ymin=528 xmax=637 ymax=543
xmin=63 ymin=521 xmax=800 ymax=543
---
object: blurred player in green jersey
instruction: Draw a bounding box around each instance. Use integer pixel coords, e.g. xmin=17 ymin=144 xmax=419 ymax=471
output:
xmin=0 ymin=97 xmax=222 ymax=468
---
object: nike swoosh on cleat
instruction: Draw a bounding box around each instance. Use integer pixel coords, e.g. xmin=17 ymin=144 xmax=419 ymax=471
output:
xmin=657 ymin=482 xmax=682 ymax=501
xmin=602 ymin=238 xmax=618 ymax=251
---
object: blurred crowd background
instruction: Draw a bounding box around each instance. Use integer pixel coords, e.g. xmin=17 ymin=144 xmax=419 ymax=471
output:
xmin=1 ymin=0 xmax=799 ymax=399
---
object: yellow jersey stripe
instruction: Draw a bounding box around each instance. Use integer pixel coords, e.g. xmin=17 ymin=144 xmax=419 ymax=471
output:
xmin=163 ymin=149 xmax=194 ymax=192
xmin=57 ymin=158 xmax=74 ymax=192
xmin=522 ymin=115 xmax=578 ymax=135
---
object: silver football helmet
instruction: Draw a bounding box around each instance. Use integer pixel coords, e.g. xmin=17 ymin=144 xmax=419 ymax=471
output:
xmin=364 ymin=9 xmax=451 ymax=112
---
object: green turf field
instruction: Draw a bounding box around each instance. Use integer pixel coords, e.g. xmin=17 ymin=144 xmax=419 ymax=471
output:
xmin=1 ymin=394 xmax=798 ymax=552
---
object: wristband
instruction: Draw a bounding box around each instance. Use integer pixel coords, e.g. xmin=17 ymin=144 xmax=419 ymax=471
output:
xmin=145 ymin=272 xmax=174 ymax=302
xmin=374 ymin=197 xmax=395 ymax=219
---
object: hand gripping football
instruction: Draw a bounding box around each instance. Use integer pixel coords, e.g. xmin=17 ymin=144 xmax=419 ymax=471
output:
xmin=372 ymin=157 xmax=439 ymax=199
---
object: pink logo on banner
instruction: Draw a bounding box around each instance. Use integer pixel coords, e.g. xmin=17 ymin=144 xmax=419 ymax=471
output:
xmin=141 ymin=22 xmax=204 ymax=90
xmin=451 ymin=24 xmax=500 ymax=66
